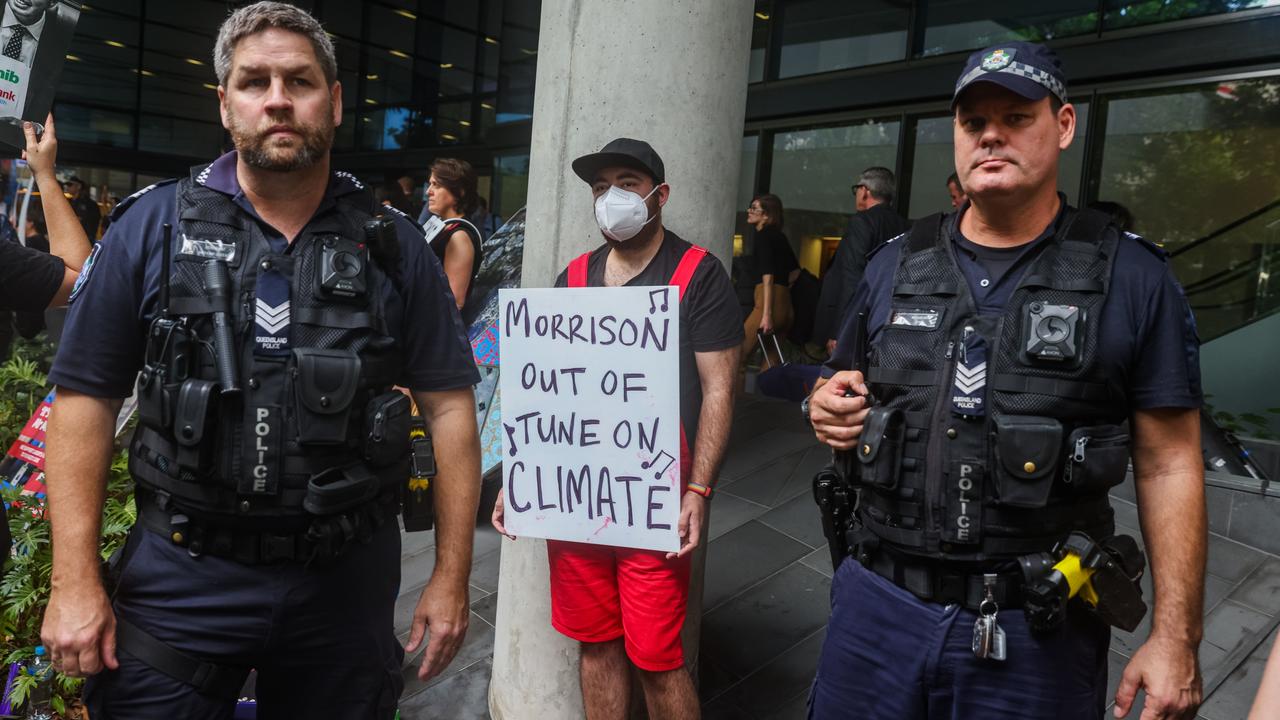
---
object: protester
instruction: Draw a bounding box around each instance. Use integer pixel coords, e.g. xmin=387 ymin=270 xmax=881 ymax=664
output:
xmin=39 ymin=5 xmax=482 ymax=717
xmin=813 ymin=166 xmax=908 ymax=354
xmin=469 ymin=195 xmax=503 ymax=239
xmin=64 ymin=175 xmax=101 ymax=241
xmin=806 ymin=41 xmax=1205 ymax=718
xmin=426 ymin=158 xmax=483 ymax=309
xmin=742 ymin=193 xmax=798 ymax=367
xmin=398 ymin=174 xmax=424 ymax=218
xmin=493 ymin=137 xmax=740 ymax=720
xmin=0 ymin=113 xmax=90 ymax=315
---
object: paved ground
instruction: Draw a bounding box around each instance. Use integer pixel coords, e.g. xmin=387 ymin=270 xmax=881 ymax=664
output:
xmin=393 ymin=393 xmax=1278 ymax=719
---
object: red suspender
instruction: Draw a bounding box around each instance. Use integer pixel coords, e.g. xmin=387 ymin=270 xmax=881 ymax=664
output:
xmin=668 ymin=245 xmax=708 ymax=300
xmin=562 ymin=245 xmax=708 ymax=481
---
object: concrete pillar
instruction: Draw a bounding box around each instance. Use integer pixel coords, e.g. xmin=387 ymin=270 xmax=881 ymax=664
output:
xmin=488 ymin=2 xmax=754 ymax=718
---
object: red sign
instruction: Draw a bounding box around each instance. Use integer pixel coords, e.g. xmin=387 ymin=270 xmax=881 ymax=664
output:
xmin=7 ymin=390 xmax=55 ymax=470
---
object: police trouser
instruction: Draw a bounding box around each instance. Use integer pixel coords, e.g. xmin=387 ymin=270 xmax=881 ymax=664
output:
xmin=85 ymin=516 xmax=404 ymax=719
xmin=809 ymin=560 xmax=1110 ymax=720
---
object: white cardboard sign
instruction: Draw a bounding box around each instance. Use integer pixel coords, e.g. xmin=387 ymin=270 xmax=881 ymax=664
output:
xmin=499 ymin=285 xmax=681 ymax=552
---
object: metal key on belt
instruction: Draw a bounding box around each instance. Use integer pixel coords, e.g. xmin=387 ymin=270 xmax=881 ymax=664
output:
xmin=972 ymin=573 xmax=1007 ymax=661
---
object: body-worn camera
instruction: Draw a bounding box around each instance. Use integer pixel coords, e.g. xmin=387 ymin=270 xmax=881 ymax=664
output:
xmin=1023 ymin=302 xmax=1081 ymax=363
xmin=316 ymin=235 xmax=368 ymax=299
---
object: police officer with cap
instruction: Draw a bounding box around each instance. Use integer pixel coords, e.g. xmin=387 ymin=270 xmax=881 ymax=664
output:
xmin=805 ymin=41 xmax=1206 ymax=718
xmin=39 ymin=3 xmax=481 ymax=717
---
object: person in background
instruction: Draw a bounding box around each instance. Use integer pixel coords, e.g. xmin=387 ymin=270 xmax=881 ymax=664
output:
xmin=813 ymin=167 xmax=909 ymax=354
xmin=469 ymin=195 xmax=503 ymax=240
xmin=947 ymin=171 xmax=967 ymax=209
xmin=426 ymin=158 xmax=483 ymax=310
xmin=65 ymin=175 xmax=102 ymax=241
xmin=743 ymin=193 xmax=797 ymax=368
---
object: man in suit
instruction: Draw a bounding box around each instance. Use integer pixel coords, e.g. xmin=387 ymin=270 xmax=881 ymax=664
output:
xmin=0 ymin=0 xmax=54 ymax=68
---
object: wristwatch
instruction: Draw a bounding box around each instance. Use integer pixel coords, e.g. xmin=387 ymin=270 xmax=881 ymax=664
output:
xmin=801 ymin=394 xmax=813 ymax=427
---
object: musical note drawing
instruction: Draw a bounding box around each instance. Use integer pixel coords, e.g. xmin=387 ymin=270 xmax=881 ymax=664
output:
xmin=648 ymin=288 xmax=670 ymax=315
xmin=641 ymin=450 xmax=676 ymax=479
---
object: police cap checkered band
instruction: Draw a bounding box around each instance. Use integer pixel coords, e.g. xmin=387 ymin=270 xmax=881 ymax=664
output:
xmin=952 ymin=41 xmax=1068 ymax=107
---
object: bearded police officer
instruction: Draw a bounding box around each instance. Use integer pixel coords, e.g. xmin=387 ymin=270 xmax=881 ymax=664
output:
xmin=39 ymin=4 xmax=481 ymax=718
xmin=805 ymin=42 xmax=1205 ymax=719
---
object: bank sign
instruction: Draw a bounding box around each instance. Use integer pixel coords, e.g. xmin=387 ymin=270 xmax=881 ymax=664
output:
xmin=0 ymin=57 xmax=26 ymax=120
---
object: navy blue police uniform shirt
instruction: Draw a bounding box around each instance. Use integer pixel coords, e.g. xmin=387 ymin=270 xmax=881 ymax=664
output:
xmin=554 ymin=230 xmax=743 ymax=444
xmin=826 ymin=198 xmax=1202 ymax=411
xmin=48 ymin=151 xmax=479 ymax=397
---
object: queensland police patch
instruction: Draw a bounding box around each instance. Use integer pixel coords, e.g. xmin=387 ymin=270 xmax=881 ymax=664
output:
xmin=981 ymin=48 xmax=1015 ymax=71
xmin=69 ymin=242 xmax=103 ymax=303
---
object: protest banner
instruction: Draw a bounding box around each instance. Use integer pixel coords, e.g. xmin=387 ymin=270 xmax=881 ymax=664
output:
xmin=0 ymin=0 xmax=81 ymax=151
xmin=499 ymin=285 xmax=680 ymax=552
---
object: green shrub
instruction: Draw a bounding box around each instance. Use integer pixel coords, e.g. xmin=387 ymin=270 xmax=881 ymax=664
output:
xmin=1 ymin=339 xmax=135 ymax=718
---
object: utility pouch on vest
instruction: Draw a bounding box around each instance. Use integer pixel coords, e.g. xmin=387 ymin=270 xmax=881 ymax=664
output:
xmin=856 ymin=407 xmax=905 ymax=490
xmin=993 ymin=416 xmax=1063 ymax=508
xmin=303 ymin=463 xmax=381 ymax=515
xmin=1064 ymin=424 xmax=1130 ymax=493
xmin=173 ymin=379 xmax=217 ymax=448
xmin=364 ymin=391 xmax=412 ymax=467
xmin=137 ymin=369 xmax=173 ymax=431
xmin=292 ymin=348 xmax=363 ymax=445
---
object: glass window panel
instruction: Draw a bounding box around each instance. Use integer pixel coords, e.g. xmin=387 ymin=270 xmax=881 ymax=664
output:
xmin=142 ymin=23 xmax=215 ymax=71
xmin=85 ymin=0 xmax=141 ymax=16
xmin=139 ymin=113 xmax=223 ymax=157
xmin=360 ymin=107 xmax=424 ymax=151
xmin=919 ymin=1 xmax=1099 ymax=58
xmin=367 ymin=5 xmax=418 ymax=57
xmin=749 ymin=1 xmax=771 ymax=83
xmin=907 ymin=115 xmax=957 ymax=218
xmin=61 ymin=39 xmax=137 ymax=107
xmin=493 ymin=152 xmax=530 ymax=218
xmin=53 ymin=102 xmax=134 ymax=148
xmin=335 ymin=109 xmax=356 ymax=152
xmin=778 ymin=0 xmax=907 ymax=79
xmin=140 ymin=65 xmax=220 ymax=122
xmin=362 ymin=51 xmax=414 ymax=106
xmin=497 ymin=59 xmax=535 ymax=124
xmin=437 ymin=102 xmax=472 ymax=145
xmin=1057 ymin=101 xmax=1088 ymax=207
xmin=771 ymin=119 xmax=900 ymax=275
xmin=1104 ymin=0 xmax=1280 ymax=30
xmin=144 ymin=1 xmax=225 ymax=33
xmin=318 ymin=0 xmax=363 ymax=41
xmin=1095 ymin=79 xmax=1280 ymax=344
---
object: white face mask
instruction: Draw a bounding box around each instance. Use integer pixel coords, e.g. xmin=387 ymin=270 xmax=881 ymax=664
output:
xmin=593 ymin=184 xmax=662 ymax=242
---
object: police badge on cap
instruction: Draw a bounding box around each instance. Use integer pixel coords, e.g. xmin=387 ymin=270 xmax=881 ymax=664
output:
xmin=953 ymin=40 xmax=1068 ymax=108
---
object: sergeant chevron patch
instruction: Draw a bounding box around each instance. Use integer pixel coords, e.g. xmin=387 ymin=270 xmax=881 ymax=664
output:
xmin=951 ymin=329 xmax=987 ymax=417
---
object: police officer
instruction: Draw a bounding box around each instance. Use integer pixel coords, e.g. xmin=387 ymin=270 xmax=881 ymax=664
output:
xmin=805 ymin=42 xmax=1205 ymax=718
xmin=39 ymin=4 xmax=481 ymax=718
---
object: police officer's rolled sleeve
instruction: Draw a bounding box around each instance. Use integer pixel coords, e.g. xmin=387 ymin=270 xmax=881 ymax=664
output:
xmin=392 ymin=218 xmax=480 ymax=392
xmin=48 ymin=188 xmax=176 ymax=398
xmin=1127 ymin=266 xmax=1202 ymax=410
xmin=0 ymin=240 xmax=65 ymax=312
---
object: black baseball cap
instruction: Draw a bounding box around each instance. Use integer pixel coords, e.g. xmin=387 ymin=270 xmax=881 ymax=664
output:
xmin=952 ymin=41 xmax=1068 ymax=108
xmin=572 ymin=138 xmax=666 ymax=185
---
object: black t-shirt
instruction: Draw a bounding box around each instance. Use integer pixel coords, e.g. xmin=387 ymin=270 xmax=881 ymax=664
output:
xmin=0 ymin=236 xmax=64 ymax=312
xmin=555 ymin=230 xmax=742 ymax=443
xmin=752 ymin=225 xmax=799 ymax=287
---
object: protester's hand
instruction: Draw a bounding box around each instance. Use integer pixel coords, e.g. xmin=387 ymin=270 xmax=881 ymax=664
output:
xmin=21 ymin=113 xmax=57 ymax=180
xmin=491 ymin=489 xmax=515 ymax=540
xmin=760 ymin=314 xmax=774 ymax=336
xmin=405 ymin=574 xmax=470 ymax=682
xmin=810 ymin=370 xmax=871 ymax=451
xmin=666 ymin=491 xmax=707 ymax=560
xmin=41 ymin=578 xmax=118 ymax=677
xmin=826 ymin=339 xmax=838 ymax=356
xmin=1114 ymin=635 xmax=1201 ymax=718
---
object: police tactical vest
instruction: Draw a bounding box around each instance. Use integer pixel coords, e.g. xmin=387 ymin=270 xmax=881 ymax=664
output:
xmin=855 ymin=207 xmax=1132 ymax=565
xmin=130 ymin=166 xmax=410 ymax=522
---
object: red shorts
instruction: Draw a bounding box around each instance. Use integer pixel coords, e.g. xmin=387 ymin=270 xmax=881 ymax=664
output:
xmin=546 ymin=539 xmax=692 ymax=672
